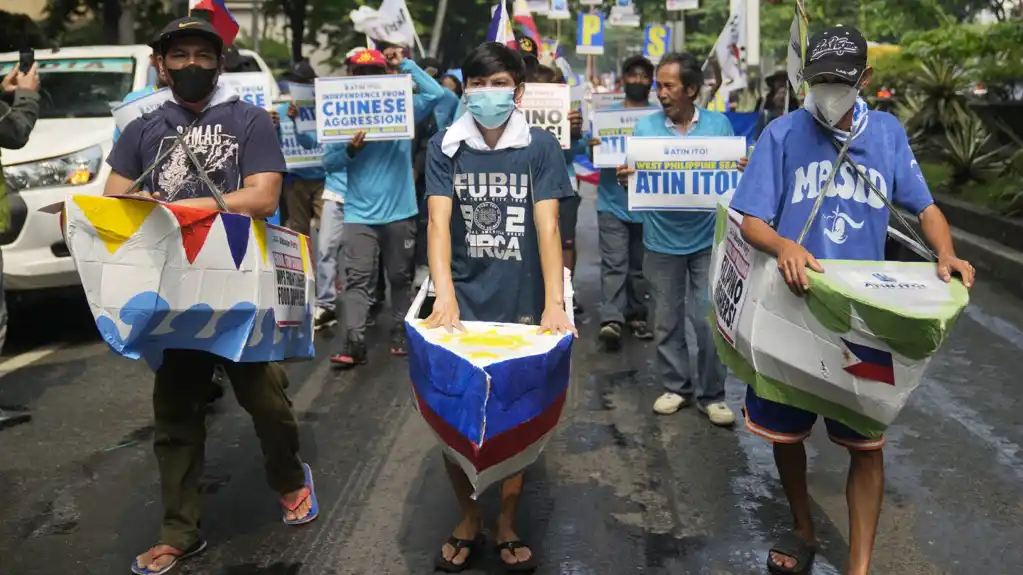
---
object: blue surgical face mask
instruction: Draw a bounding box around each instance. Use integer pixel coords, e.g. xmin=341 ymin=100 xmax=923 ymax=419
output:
xmin=464 ymin=87 xmax=516 ymax=129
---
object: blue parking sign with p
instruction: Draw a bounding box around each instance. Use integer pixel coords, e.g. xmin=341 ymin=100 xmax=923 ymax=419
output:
xmin=644 ymin=24 xmax=670 ymax=61
xmin=576 ymin=13 xmax=605 ymax=55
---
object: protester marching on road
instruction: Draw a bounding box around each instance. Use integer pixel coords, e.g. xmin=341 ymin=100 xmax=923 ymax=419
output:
xmin=276 ymin=60 xmax=325 ymax=239
xmin=617 ymin=52 xmax=736 ymax=428
xmin=731 ymin=26 xmax=975 ymax=575
xmin=102 ymin=17 xmax=318 ymax=574
xmin=424 ymin=41 xmax=576 ymax=573
xmin=591 ymin=55 xmax=656 ymax=350
xmin=326 ymin=46 xmax=445 ymax=367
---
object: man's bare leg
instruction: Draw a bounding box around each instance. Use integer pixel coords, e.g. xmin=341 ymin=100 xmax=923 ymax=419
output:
xmin=440 ymin=457 xmax=482 ymax=567
xmin=497 ymin=472 xmax=532 ymax=565
xmin=846 ymin=449 xmax=884 ymax=575
xmin=771 ymin=442 xmax=817 ymax=570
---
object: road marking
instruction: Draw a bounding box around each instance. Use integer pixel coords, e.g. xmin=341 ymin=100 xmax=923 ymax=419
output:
xmin=0 ymin=343 xmax=66 ymax=377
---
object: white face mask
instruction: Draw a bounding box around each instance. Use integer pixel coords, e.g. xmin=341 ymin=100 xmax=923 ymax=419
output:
xmin=807 ymin=83 xmax=859 ymax=127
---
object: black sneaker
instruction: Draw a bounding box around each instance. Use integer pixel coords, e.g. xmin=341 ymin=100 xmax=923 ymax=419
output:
xmin=330 ymin=338 xmax=367 ymax=369
xmin=628 ymin=319 xmax=654 ymax=340
xmin=390 ymin=331 xmax=408 ymax=357
xmin=598 ymin=321 xmax=623 ymax=351
xmin=313 ymin=307 xmax=337 ymax=331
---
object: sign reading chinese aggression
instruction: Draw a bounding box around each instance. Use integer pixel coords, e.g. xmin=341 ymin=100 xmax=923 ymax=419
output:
xmin=314 ymin=74 xmax=415 ymax=143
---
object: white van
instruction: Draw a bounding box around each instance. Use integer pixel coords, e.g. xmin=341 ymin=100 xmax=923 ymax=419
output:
xmin=0 ymin=45 xmax=277 ymax=294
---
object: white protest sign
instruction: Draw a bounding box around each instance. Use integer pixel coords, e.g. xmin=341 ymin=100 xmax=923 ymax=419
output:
xmin=713 ymin=211 xmax=753 ymax=345
xmin=591 ymin=92 xmax=625 ymax=111
xmin=521 ymin=83 xmax=571 ymax=149
xmin=268 ymin=225 xmax=308 ymax=327
xmin=627 ymin=136 xmax=746 ymax=211
xmin=591 ymin=107 xmax=658 ymax=167
xmin=287 ymin=83 xmax=318 ymax=133
xmin=314 ymin=75 xmax=415 ymax=143
xmin=278 ymin=106 xmax=325 ymax=169
xmin=570 ymin=84 xmax=585 ymax=113
xmin=111 ymin=88 xmax=173 ymax=131
xmin=666 ymin=0 xmax=699 ymax=10
xmin=220 ymin=72 xmax=273 ymax=109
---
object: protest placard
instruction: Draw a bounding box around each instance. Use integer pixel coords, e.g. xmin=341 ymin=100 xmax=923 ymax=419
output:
xmin=268 ymin=225 xmax=308 ymax=326
xmin=713 ymin=212 xmax=753 ymax=345
xmin=521 ymin=83 xmax=571 ymax=149
xmin=287 ymin=83 xmax=318 ymax=133
xmin=570 ymin=84 xmax=585 ymax=113
xmin=627 ymin=136 xmax=746 ymax=211
xmin=314 ymin=74 xmax=415 ymax=143
xmin=277 ymin=102 xmax=324 ymax=170
xmin=591 ymin=107 xmax=658 ymax=167
xmin=591 ymin=92 xmax=625 ymax=111
xmin=111 ymin=88 xmax=173 ymax=131
xmin=220 ymin=72 xmax=273 ymax=108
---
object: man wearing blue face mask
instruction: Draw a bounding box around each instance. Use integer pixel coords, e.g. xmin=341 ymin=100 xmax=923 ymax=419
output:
xmin=732 ymin=26 xmax=974 ymax=575
xmin=423 ymin=42 xmax=576 ymax=573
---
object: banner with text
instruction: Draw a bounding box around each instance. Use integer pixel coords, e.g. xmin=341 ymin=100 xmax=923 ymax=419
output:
xmin=278 ymin=102 xmax=325 ymax=169
xmin=220 ymin=72 xmax=273 ymax=108
xmin=591 ymin=107 xmax=658 ymax=167
xmin=287 ymin=83 xmax=318 ymax=133
xmin=713 ymin=211 xmax=753 ymax=345
xmin=521 ymin=83 xmax=571 ymax=149
xmin=627 ymin=136 xmax=746 ymax=211
xmin=314 ymin=74 xmax=415 ymax=143
xmin=111 ymin=88 xmax=173 ymax=131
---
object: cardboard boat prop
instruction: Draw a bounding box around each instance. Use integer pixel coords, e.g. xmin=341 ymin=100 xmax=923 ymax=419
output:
xmin=55 ymin=195 xmax=315 ymax=369
xmin=405 ymin=275 xmax=574 ymax=498
xmin=710 ymin=204 xmax=969 ymax=438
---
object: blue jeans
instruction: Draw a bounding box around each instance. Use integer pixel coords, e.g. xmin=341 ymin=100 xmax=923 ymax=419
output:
xmin=644 ymin=248 xmax=725 ymax=405
xmin=315 ymin=200 xmax=344 ymax=311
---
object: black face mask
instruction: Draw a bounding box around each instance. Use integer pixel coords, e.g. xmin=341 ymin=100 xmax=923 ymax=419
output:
xmin=624 ymin=82 xmax=651 ymax=103
xmin=168 ymin=65 xmax=218 ymax=103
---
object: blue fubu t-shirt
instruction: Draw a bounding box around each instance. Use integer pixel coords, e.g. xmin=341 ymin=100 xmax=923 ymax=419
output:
xmin=425 ymin=127 xmax=574 ymax=325
xmin=730 ymin=108 xmax=934 ymax=261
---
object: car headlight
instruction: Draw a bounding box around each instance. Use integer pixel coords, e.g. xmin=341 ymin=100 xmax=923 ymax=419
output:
xmin=3 ymin=145 xmax=103 ymax=192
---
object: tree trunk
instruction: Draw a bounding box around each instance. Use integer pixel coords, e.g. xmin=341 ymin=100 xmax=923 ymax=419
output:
xmin=118 ymin=0 xmax=135 ymax=45
xmin=102 ymin=0 xmax=122 ymax=44
xmin=288 ymin=0 xmax=306 ymax=63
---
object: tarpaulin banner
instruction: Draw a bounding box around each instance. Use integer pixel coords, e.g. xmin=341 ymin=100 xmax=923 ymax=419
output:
xmin=521 ymin=83 xmax=571 ymax=149
xmin=591 ymin=107 xmax=658 ymax=167
xmin=59 ymin=195 xmax=315 ymax=370
xmin=709 ymin=205 xmax=969 ymax=438
xmin=111 ymin=88 xmax=173 ymax=131
xmin=405 ymin=277 xmax=574 ymax=498
xmin=220 ymin=72 xmax=273 ymax=108
xmin=314 ymin=74 xmax=415 ymax=143
xmin=626 ymin=136 xmax=746 ymax=211
xmin=287 ymin=83 xmax=318 ymax=133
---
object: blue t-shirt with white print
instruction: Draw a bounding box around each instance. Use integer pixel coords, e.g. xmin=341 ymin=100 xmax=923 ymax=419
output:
xmin=425 ymin=127 xmax=574 ymax=325
xmin=729 ymin=108 xmax=934 ymax=261
xmin=633 ymin=107 xmax=736 ymax=255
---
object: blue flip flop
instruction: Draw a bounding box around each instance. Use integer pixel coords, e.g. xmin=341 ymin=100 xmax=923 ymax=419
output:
xmin=130 ymin=539 xmax=207 ymax=575
xmin=281 ymin=462 xmax=319 ymax=526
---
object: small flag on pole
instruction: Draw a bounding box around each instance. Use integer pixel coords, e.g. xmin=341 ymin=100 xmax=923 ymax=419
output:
xmin=189 ymin=0 xmax=239 ymax=46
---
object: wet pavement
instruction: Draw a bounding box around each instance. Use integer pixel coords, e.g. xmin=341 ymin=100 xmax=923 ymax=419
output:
xmin=2 ymin=187 xmax=1023 ymax=574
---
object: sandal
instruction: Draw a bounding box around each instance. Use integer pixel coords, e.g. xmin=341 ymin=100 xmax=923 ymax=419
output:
xmin=435 ymin=533 xmax=485 ymax=572
xmin=281 ymin=462 xmax=319 ymax=525
xmin=130 ymin=539 xmax=207 ymax=575
xmin=767 ymin=532 xmax=817 ymax=574
xmin=497 ymin=540 xmax=538 ymax=573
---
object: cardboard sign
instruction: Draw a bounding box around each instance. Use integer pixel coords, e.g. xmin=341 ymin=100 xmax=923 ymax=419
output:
xmin=268 ymin=226 xmax=307 ymax=326
xmin=713 ymin=212 xmax=753 ymax=344
xmin=287 ymin=83 xmax=318 ymax=133
xmin=627 ymin=136 xmax=746 ymax=211
xmin=521 ymin=83 xmax=572 ymax=149
xmin=591 ymin=107 xmax=658 ymax=167
xmin=314 ymin=74 xmax=415 ymax=143
xmin=220 ymin=72 xmax=273 ymax=108
xmin=278 ymin=107 xmax=325 ymax=169
xmin=111 ymin=88 xmax=173 ymax=131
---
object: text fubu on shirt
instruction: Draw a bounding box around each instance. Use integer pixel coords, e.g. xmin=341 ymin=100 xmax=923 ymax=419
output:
xmin=425 ymin=128 xmax=574 ymax=325
xmin=107 ymin=88 xmax=287 ymax=200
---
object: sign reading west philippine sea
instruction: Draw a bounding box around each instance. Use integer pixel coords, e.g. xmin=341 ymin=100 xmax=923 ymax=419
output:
xmin=287 ymin=83 xmax=318 ymax=133
xmin=591 ymin=107 xmax=658 ymax=167
xmin=277 ymin=101 xmax=324 ymax=170
xmin=314 ymin=74 xmax=415 ymax=143
xmin=627 ymin=136 xmax=746 ymax=211
xmin=220 ymin=72 xmax=273 ymax=108
xmin=112 ymin=88 xmax=173 ymax=131
xmin=521 ymin=83 xmax=571 ymax=149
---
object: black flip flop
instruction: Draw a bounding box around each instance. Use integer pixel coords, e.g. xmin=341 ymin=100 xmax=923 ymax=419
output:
xmin=767 ymin=532 xmax=817 ymax=574
xmin=497 ymin=540 xmax=538 ymax=573
xmin=435 ymin=534 xmax=485 ymax=573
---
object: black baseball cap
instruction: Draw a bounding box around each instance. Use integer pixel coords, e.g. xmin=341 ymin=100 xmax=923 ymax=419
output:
xmin=155 ymin=16 xmax=224 ymax=56
xmin=803 ymin=25 xmax=868 ymax=84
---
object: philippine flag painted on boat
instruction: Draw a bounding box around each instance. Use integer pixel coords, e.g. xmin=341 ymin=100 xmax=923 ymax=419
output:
xmin=841 ymin=338 xmax=895 ymax=385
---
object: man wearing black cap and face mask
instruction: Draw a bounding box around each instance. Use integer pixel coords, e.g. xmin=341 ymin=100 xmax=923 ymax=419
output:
xmin=731 ymin=25 xmax=974 ymax=575
xmin=104 ymin=16 xmax=319 ymax=575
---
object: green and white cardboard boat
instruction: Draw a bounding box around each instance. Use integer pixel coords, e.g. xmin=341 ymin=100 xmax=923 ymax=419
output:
xmin=710 ymin=204 xmax=969 ymax=439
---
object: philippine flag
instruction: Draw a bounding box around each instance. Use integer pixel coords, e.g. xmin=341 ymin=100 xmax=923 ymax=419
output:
xmin=573 ymin=154 xmax=600 ymax=186
xmin=486 ymin=1 xmax=516 ymax=46
xmin=841 ymin=338 xmax=895 ymax=385
xmin=512 ymin=0 xmax=542 ymax=42
xmin=189 ymin=0 xmax=240 ymax=46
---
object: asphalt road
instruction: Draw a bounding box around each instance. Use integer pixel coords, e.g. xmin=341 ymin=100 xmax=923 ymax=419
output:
xmin=2 ymin=189 xmax=1023 ymax=575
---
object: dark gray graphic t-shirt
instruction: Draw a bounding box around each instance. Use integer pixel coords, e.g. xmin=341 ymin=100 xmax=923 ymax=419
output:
xmin=107 ymin=92 xmax=286 ymax=200
xmin=425 ymin=127 xmax=574 ymax=325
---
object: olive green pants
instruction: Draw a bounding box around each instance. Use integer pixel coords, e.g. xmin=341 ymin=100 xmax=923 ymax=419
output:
xmin=153 ymin=349 xmax=305 ymax=549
